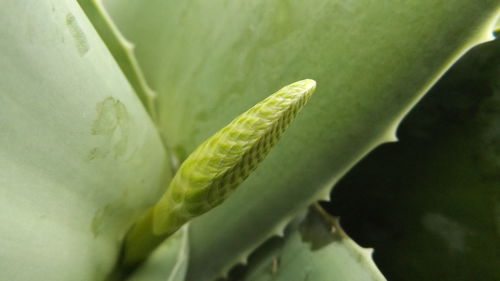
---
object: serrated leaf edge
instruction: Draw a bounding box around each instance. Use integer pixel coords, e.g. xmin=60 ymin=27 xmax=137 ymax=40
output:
xmin=77 ymin=0 xmax=159 ymax=121
xmin=211 ymin=17 xmax=499 ymax=278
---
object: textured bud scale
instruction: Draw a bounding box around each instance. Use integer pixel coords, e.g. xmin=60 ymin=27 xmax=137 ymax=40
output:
xmin=153 ymin=79 xmax=316 ymax=234
xmin=121 ymin=80 xmax=316 ymax=268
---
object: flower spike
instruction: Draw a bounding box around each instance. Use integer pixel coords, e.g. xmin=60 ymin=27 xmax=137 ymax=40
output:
xmin=121 ymin=79 xmax=316 ymax=269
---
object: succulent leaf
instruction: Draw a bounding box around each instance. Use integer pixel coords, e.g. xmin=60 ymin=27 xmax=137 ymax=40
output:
xmin=77 ymin=0 xmax=158 ymax=119
xmin=101 ymin=1 xmax=500 ymax=279
xmin=0 ymin=1 xmax=170 ymax=281
xmin=230 ymin=206 xmax=386 ymax=281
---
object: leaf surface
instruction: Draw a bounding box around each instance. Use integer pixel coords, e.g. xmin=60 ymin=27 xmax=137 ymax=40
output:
xmin=77 ymin=0 xmax=158 ymax=118
xmin=230 ymin=207 xmax=386 ymax=281
xmin=102 ymin=0 xmax=499 ymax=279
xmin=0 ymin=1 xmax=170 ymax=280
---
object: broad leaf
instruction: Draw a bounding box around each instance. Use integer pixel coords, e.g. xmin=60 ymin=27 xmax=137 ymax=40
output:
xmin=0 ymin=1 xmax=170 ymax=280
xmin=102 ymin=0 xmax=499 ymax=279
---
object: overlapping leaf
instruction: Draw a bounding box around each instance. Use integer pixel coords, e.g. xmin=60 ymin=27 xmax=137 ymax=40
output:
xmin=0 ymin=1 xmax=171 ymax=280
xmin=229 ymin=207 xmax=386 ymax=281
xmin=101 ymin=1 xmax=499 ymax=279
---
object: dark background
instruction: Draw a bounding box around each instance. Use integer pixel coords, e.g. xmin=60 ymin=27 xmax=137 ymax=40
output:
xmin=324 ymin=37 xmax=499 ymax=281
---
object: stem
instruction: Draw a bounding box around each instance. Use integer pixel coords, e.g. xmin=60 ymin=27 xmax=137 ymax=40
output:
xmin=119 ymin=209 xmax=173 ymax=271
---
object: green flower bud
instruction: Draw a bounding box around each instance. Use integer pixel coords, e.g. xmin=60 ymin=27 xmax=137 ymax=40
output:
xmin=121 ymin=79 xmax=316 ymax=269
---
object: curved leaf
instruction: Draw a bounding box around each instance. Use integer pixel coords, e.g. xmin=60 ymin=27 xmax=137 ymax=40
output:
xmin=0 ymin=1 xmax=170 ymax=280
xmin=102 ymin=0 xmax=499 ymax=279
xmin=76 ymin=0 xmax=158 ymax=119
xmin=230 ymin=207 xmax=385 ymax=281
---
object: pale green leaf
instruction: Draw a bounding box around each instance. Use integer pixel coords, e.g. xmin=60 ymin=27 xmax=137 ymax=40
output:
xmin=76 ymin=0 xmax=158 ymax=119
xmin=102 ymin=1 xmax=499 ymax=279
xmin=0 ymin=1 xmax=170 ymax=280
xmin=231 ymin=207 xmax=385 ymax=281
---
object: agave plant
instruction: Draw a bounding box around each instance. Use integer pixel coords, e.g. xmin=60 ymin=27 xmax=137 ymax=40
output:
xmin=1 ymin=1 xmax=498 ymax=281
